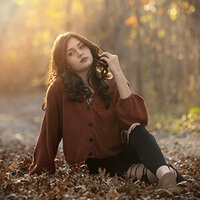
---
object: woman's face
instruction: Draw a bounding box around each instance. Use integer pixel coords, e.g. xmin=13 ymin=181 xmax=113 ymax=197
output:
xmin=66 ymin=37 xmax=93 ymax=74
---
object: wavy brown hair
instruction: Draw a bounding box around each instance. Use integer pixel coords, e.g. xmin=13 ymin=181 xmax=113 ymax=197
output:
xmin=42 ymin=32 xmax=112 ymax=110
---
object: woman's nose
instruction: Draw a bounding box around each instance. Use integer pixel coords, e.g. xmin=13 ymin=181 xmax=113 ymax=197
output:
xmin=77 ymin=50 xmax=83 ymax=57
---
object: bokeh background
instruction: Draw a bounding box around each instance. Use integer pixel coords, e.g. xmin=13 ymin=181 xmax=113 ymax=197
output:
xmin=1 ymin=2 xmax=200 ymax=198
xmin=0 ymin=0 xmax=200 ymax=132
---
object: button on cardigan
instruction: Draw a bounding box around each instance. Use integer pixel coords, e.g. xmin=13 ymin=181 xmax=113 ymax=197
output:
xmin=29 ymin=76 xmax=148 ymax=175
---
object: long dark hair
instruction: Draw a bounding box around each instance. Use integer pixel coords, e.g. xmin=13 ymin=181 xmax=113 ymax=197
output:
xmin=42 ymin=32 xmax=112 ymax=110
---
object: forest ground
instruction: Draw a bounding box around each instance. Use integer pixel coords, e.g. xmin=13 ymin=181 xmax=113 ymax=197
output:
xmin=0 ymin=92 xmax=199 ymax=199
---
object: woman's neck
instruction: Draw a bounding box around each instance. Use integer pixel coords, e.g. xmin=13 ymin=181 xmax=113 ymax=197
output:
xmin=77 ymin=71 xmax=87 ymax=84
xmin=77 ymin=71 xmax=94 ymax=92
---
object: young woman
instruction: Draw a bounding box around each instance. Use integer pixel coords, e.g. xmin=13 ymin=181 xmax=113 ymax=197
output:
xmin=29 ymin=32 xmax=185 ymax=191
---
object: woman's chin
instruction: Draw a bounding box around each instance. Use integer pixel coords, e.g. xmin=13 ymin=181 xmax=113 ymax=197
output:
xmin=81 ymin=64 xmax=92 ymax=71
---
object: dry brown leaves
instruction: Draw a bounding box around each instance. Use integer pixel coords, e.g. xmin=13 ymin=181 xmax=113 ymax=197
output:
xmin=0 ymin=140 xmax=199 ymax=200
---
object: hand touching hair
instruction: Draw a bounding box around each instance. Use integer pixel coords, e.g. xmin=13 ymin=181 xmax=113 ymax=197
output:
xmin=42 ymin=32 xmax=112 ymax=111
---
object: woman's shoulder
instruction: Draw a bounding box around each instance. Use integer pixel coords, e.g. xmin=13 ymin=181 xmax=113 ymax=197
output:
xmin=47 ymin=76 xmax=64 ymax=97
xmin=50 ymin=76 xmax=64 ymax=88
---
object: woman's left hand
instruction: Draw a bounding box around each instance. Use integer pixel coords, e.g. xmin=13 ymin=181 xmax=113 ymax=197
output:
xmin=100 ymin=52 xmax=122 ymax=76
xmin=101 ymin=52 xmax=132 ymax=98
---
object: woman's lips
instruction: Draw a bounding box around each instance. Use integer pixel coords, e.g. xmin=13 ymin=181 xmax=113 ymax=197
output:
xmin=80 ymin=57 xmax=88 ymax=63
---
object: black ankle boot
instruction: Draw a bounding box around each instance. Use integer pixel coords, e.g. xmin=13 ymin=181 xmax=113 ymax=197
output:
xmin=169 ymin=164 xmax=186 ymax=183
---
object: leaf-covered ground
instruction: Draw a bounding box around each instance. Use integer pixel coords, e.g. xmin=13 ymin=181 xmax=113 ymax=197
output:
xmin=0 ymin=93 xmax=200 ymax=199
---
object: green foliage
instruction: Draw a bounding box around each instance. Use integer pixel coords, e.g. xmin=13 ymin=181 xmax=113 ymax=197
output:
xmin=181 ymin=107 xmax=200 ymax=132
xmin=150 ymin=107 xmax=200 ymax=133
xmin=0 ymin=0 xmax=200 ymax=114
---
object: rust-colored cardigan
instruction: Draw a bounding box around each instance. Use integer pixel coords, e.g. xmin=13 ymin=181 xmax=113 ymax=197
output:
xmin=29 ymin=76 xmax=148 ymax=175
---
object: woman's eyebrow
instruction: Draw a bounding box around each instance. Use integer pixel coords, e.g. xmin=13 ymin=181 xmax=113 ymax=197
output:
xmin=67 ymin=42 xmax=82 ymax=52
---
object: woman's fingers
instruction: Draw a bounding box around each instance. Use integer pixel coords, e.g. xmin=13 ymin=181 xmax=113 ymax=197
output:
xmin=100 ymin=52 xmax=112 ymax=58
xmin=100 ymin=51 xmax=109 ymax=55
xmin=100 ymin=54 xmax=109 ymax=59
xmin=99 ymin=52 xmax=122 ymax=74
xmin=100 ymin=52 xmax=121 ymax=74
xmin=100 ymin=56 xmax=109 ymax=63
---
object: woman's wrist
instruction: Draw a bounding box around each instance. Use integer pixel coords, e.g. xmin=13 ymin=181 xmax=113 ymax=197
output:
xmin=111 ymin=67 xmax=123 ymax=78
xmin=112 ymin=68 xmax=132 ymax=99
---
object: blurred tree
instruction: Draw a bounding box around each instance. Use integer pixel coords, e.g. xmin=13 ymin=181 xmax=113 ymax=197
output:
xmin=0 ymin=0 xmax=199 ymax=113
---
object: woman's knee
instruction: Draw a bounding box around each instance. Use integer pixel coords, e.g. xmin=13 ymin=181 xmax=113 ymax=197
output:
xmin=128 ymin=125 xmax=158 ymax=147
xmin=127 ymin=123 xmax=144 ymax=143
xmin=127 ymin=123 xmax=141 ymax=135
xmin=129 ymin=124 xmax=149 ymax=138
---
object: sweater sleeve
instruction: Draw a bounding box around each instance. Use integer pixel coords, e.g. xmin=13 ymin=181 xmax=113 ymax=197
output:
xmin=29 ymin=78 xmax=63 ymax=175
xmin=110 ymin=77 xmax=149 ymax=130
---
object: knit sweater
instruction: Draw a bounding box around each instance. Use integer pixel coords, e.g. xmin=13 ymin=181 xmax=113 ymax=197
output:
xmin=29 ymin=76 xmax=148 ymax=175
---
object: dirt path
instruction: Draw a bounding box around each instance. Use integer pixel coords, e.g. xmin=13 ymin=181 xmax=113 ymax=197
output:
xmin=0 ymin=93 xmax=200 ymax=157
xmin=0 ymin=93 xmax=199 ymax=199
xmin=0 ymin=92 xmax=44 ymax=145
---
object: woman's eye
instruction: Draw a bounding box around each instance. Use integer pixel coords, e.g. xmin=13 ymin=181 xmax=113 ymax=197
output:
xmin=80 ymin=44 xmax=85 ymax=49
xmin=68 ymin=52 xmax=73 ymax=56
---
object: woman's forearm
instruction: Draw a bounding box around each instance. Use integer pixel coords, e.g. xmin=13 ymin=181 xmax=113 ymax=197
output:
xmin=99 ymin=52 xmax=132 ymax=99
xmin=112 ymin=69 xmax=132 ymax=99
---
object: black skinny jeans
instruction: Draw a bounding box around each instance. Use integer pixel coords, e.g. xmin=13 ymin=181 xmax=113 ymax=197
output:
xmin=86 ymin=125 xmax=183 ymax=182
